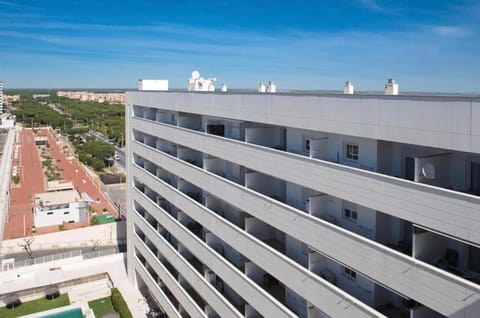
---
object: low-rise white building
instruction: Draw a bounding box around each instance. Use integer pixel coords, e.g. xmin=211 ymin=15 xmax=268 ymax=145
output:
xmin=33 ymin=190 xmax=88 ymax=228
xmin=138 ymin=79 xmax=169 ymax=91
xmin=0 ymin=113 xmax=15 ymax=129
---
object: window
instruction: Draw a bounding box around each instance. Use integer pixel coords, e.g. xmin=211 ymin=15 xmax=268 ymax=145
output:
xmin=47 ymin=212 xmax=54 ymax=215
xmin=207 ymin=124 xmax=225 ymax=136
xmin=343 ymin=208 xmax=358 ymax=222
xmin=343 ymin=266 xmax=357 ymax=279
xmin=345 ymin=143 xmax=359 ymax=161
xmin=305 ymin=139 xmax=310 ymax=151
xmin=64 ymin=211 xmax=70 ymax=215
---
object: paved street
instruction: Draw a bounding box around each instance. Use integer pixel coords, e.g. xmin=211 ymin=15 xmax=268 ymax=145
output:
xmin=102 ymin=183 xmax=126 ymax=218
xmin=4 ymin=128 xmax=118 ymax=239
xmin=5 ymin=128 xmax=46 ymax=239
xmin=115 ymin=146 xmax=126 ymax=168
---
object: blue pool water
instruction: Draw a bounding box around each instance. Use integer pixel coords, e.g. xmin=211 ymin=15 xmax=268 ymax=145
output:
xmin=41 ymin=307 xmax=83 ymax=318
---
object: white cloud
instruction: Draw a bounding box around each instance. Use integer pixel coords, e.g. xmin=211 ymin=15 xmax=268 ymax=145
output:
xmin=431 ymin=25 xmax=472 ymax=37
xmin=357 ymin=0 xmax=394 ymax=13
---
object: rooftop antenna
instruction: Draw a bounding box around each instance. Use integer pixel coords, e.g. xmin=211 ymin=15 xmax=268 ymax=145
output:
xmin=191 ymin=70 xmax=200 ymax=80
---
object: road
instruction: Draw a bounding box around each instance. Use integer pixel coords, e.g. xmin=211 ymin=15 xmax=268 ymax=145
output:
xmin=116 ymin=146 xmax=126 ymax=168
xmin=102 ymin=183 xmax=126 ymax=218
xmin=47 ymin=103 xmax=65 ymax=115
xmin=47 ymin=103 xmax=125 ymax=168
xmin=88 ymin=130 xmax=125 ymax=169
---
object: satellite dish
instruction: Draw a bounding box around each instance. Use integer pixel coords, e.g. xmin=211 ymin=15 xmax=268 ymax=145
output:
xmin=191 ymin=70 xmax=200 ymax=80
xmin=421 ymin=163 xmax=435 ymax=179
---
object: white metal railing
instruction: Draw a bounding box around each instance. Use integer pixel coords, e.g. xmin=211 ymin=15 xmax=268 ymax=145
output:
xmin=5 ymin=247 xmax=118 ymax=270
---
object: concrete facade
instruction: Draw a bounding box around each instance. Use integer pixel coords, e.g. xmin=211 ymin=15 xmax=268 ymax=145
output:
xmin=127 ymin=90 xmax=480 ymax=318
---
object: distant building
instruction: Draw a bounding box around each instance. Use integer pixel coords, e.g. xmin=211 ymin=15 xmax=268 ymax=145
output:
xmin=138 ymin=79 xmax=169 ymax=91
xmin=33 ymin=188 xmax=88 ymax=228
xmin=57 ymin=91 xmax=125 ymax=104
xmin=0 ymin=113 xmax=15 ymax=129
xmin=32 ymin=94 xmax=50 ymax=99
xmin=3 ymin=94 xmax=20 ymax=108
xmin=187 ymin=70 xmax=216 ymax=91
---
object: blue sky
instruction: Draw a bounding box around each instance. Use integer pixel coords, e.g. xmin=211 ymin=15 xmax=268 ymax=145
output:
xmin=0 ymin=0 xmax=479 ymax=92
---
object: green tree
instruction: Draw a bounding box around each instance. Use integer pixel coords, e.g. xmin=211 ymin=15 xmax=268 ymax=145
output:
xmin=91 ymin=157 xmax=106 ymax=171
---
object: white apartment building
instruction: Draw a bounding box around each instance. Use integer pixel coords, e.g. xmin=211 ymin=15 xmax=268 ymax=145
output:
xmin=33 ymin=189 xmax=88 ymax=228
xmin=126 ymin=89 xmax=480 ymax=318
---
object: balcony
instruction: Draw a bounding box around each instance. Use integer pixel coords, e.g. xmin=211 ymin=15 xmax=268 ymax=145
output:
xmin=203 ymin=155 xmax=245 ymax=186
xmin=245 ymin=170 xmax=286 ymax=204
xmin=130 ymin=117 xmax=480 ymax=247
xmin=178 ymin=112 xmax=202 ymax=131
xmin=414 ymin=227 xmax=480 ymax=285
xmin=245 ymin=125 xmax=285 ymax=151
xmin=157 ymin=110 xmax=177 ymax=125
xmin=308 ymin=249 xmax=412 ymax=318
xmin=131 ymin=145 xmax=480 ymax=317
xmin=132 ymin=187 xmax=293 ymax=318
xmin=245 ymin=216 xmax=285 ymax=254
xmin=178 ymin=146 xmax=203 ymax=168
xmin=156 ymin=139 xmax=177 ymax=156
xmin=245 ymin=261 xmax=286 ymax=307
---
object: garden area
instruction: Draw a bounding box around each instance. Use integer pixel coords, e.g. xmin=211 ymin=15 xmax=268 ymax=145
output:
xmin=0 ymin=294 xmax=70 ymax=318
xmin=88 ymin=288 xmax=132 ymax=318
xmin=38 ymin=138 xmax=62 ymax=181
xmin=0 ymin=288 xmax=132 ymax=318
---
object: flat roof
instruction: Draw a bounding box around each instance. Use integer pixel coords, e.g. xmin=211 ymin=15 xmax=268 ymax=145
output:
xmin=35 ymin=190 xmax=81 ymax=206
xmin=46 ymin=181 xmax=74 ymax=192
xmin=126 ymin=89 xmax=480 ymax=100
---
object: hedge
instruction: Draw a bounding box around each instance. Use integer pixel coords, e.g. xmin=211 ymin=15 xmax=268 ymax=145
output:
xmin=111 ymin=288 xmax=133 ymax=318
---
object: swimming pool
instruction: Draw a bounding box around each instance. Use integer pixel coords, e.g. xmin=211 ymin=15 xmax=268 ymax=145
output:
xmin=41 ymin=307 xmax=83 ymax=318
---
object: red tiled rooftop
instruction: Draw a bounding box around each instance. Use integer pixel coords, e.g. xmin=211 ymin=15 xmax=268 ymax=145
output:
xmin=4 ymin=128 xmax=118 ymax=239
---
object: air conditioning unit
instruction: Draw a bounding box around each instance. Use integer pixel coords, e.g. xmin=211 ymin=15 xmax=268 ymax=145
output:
xmin=320 ymin=269 xmax=336 ymax=285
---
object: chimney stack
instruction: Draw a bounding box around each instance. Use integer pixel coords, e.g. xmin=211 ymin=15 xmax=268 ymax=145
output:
xmin=343 ymin=81 xmax=354 ymax=94
xmin=384 ymin=79 xmax=399 ymax=95
xmin=258 ymin=82 xmax=266 ymax=93
xmin=266 ymin=81 xmax=276 ymax=93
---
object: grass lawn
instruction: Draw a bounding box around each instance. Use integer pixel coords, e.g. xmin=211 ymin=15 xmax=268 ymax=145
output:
xmin=88 ymin=296 xmax=115 ymax=317
xmin=0 ymin=294 xmax=70 ymax=318
xmin=96 ymin=214 xmax=116 ymax=224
